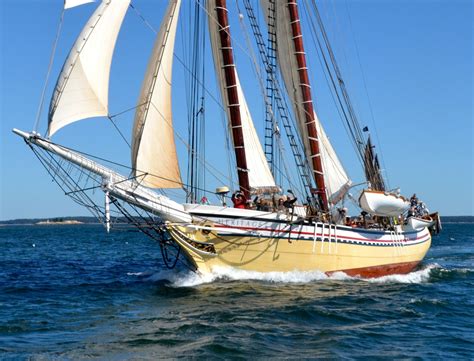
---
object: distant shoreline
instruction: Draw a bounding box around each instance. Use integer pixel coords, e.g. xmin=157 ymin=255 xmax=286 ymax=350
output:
xmin=0 ymin=215 xmax=472 ymax=226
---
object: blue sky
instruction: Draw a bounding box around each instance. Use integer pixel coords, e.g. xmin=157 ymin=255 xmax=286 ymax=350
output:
xmin=1 ymin=0 xmax=472 ymax=220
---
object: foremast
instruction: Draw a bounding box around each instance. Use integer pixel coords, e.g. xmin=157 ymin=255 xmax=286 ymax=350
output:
xmin=211 ymin=0 xmax=251 ymax=199
xmin=286 ymin=0 xmax=328 ymax=211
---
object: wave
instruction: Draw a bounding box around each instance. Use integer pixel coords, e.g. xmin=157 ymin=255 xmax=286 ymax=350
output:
xmin=126 ymin=263 xmax=462 ymax=287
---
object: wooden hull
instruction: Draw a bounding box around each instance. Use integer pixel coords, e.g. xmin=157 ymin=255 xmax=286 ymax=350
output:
xmin=167 ymin=206 xmax=431 ymax=278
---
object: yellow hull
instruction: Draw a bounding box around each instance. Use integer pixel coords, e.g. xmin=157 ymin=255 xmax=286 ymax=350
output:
xmin=167 ymin=223 xmax=431 ymax=278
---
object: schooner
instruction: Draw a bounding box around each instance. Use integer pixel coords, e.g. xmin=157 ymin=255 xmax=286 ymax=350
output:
xmin=13 ymin=0 xmax=440 ymax=277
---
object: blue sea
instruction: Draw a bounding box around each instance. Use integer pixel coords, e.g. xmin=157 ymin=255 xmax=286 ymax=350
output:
xmin=0 ymin=222 xmax=473 ymax=360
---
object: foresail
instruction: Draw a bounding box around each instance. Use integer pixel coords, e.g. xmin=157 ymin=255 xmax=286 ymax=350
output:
xmin=48 ymin=0 xmax=130 ymax=137
xmin=208 ymin=0 xmax=277 ymax=193
xmin=131 ymin=0 xmax=182 ymax=189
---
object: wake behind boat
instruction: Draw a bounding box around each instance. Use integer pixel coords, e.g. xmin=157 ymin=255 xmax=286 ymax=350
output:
xmin=13 ymin=0 xmax=440 ymax=278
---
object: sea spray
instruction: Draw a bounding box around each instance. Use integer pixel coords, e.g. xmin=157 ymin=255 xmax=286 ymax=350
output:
xmin=127 ymin=263 xmax=441 ymax=287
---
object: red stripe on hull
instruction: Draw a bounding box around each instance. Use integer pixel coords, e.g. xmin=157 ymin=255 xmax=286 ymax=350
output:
xmin=330 ymin=261 xmax=420 ymax=278
xmin=216 ymin=224 xmax=427 ymax=243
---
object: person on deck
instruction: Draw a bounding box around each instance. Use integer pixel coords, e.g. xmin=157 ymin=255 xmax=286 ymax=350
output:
xmin=283 ymin=191 xmax=297 ymax=209
xmin=409 ymin=194 xmax=419 ymax=218
xmin=276 ymin=196 xmax=286 ymax=212
xmin=231 ymin=191 xmax=247 ymax=209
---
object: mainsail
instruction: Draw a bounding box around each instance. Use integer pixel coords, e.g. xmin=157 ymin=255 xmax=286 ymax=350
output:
xmin=261 ymin=0 xmax=350 ymax=206
xmin=314 ymin=112 xmax=351 ymax=204
xmin=236 ymin=75 xmax=278 ymax=193
xmin=48 ymin=0 xmax=130 ymax=137
xmin=208 ymin=0 xmax=277 ymax=195
xmin=131 ymin=0 xmax=182 ymax=189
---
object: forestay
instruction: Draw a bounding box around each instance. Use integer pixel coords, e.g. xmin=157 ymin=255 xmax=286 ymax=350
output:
xmin=131 ymin=0 xmax=182 ymax=189
xmin=48 ymin=0 xmax=130 ymax=137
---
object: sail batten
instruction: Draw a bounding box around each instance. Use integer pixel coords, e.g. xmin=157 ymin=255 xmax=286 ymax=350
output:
xmin=48 ymin=0 xmax=130 ymax=137
xmin=131 ymin=0 xmax=182 ymax=189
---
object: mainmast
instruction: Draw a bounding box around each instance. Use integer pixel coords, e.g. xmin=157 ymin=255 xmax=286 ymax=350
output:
xmin=286 ymin=0 xmax=328 ymax=211
xmin=212 ymin=0 xmax=251 ymax=199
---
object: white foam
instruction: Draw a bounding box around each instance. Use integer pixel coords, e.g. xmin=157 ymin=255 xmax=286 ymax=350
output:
xmin=127 ymin=263 xmax=441 ymax=287
xmin=127 ymin=270 xmax=155 ymax=277
xmin=200 ymin=266 xmax=333 ymax=284
xmin=364 ymin=263 xmax=440 ymax=284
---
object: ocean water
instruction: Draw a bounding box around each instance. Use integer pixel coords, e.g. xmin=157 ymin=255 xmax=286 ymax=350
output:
xmin=0 ymin=222 xmax=472 ymax=360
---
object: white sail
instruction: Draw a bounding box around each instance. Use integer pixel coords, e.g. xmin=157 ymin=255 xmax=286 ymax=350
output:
xmin=261 ymin=1 xmax=310 ymax=156
xmin=236 ymin=75 xmax=278 ymax=191
xmin=131 ymin=0 xmax=182 ymax=189
xmin=48 ymin=0 xmax=130 ymax=137
xmin=207 ymin=1 xmax=277 ymax=192
xmin=314 ymin=112 xmax=351 ymax=204
xmin=261 ymin=0 xmax=350 ymax=203
xmin=64 ymin=0 xmax=95 ymax=9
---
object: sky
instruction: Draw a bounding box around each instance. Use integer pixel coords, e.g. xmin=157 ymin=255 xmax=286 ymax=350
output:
xmin=0 ymin=0 xmax=472 ymax=220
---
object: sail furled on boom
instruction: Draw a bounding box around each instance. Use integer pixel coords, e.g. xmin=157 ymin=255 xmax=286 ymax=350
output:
xmin=207 ymin=0 xmax=277 ymax=194
xmin=131 ymin=0 xmax=182 ymax=189
xmin=48 ymin=0 xmax=130 ymax=137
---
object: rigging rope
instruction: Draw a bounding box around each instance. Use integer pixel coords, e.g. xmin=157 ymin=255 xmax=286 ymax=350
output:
xmin=33 ymin=8 xmax=65 ymax=134
xmin=107 ymin=115 xmax=131 ymax=149
xmin=31 ymin=135 xmax=237 ymax=206
xmin=237 ymin=0 xmax=307 ymax=198
xmin=303 ymin=0 xmax=368 ymax=169
xmin=129 ymin=1 xmax=237 ymax=193
xmin=343 ymin=0 xmax=390 ymax=188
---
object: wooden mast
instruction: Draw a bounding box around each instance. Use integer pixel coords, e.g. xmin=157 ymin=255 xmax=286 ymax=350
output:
xmin=213 ymin=0 xmax=250 ymax=199
xmin=286 ymin=0 xmax=328 ymax=211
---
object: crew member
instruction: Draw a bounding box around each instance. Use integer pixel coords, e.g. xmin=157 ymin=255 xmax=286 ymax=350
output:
xmin=231 ymin=191 xmax=247 ymax=209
